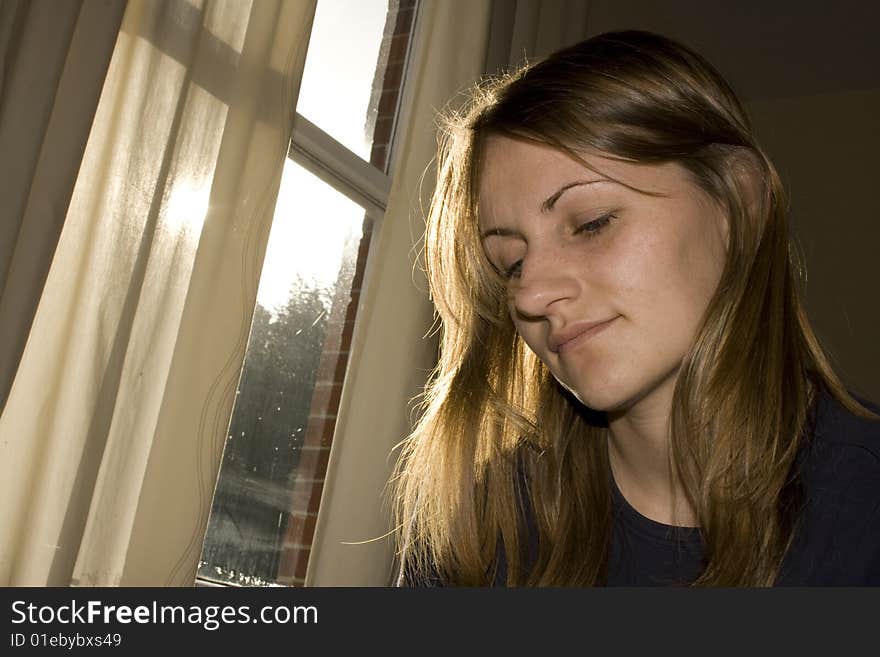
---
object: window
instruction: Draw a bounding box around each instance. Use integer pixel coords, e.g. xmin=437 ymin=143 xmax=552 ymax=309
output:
xmin=197 ymin=0 xmax=418 ymax=587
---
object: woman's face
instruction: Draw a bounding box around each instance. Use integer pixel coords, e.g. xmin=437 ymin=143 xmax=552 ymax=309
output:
xmin=478 ymin=135 xmax=729 ymax=414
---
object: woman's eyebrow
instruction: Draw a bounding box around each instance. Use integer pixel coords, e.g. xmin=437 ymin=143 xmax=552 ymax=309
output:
xmin=480 ymin=177 xmax=612 ymax=241
xmin=540 ymin=178 xmax=609 ymax=213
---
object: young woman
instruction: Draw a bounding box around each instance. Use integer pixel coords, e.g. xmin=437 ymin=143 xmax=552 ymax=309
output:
xmin=392 ymin=30 xmax=880 ymax=586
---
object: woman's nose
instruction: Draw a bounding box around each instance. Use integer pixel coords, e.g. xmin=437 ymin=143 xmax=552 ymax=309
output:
xmin=510 ymin=252 xmax=579 ymax=319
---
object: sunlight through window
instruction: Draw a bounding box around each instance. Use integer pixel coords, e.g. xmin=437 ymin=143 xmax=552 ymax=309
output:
xmin=256 ymin=160 xmax=362 ymax=317
xmin=297 ymin=0 xmax=389 ymax=160
xmin=162 ymin=180 xmax=211 ymax=238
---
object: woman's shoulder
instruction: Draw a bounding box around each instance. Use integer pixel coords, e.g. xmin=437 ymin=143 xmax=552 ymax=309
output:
xmin=805 ymin=386 xmax=880 ymax=476
xmin=798 ymin=385 xmax=880 ymax=507
xmin=778 ymin=387 xmax=880 ymax=584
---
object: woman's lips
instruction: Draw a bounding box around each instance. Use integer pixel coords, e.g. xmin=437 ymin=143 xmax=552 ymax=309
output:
xmin=555 ymin=317 xmax=617 ymax=354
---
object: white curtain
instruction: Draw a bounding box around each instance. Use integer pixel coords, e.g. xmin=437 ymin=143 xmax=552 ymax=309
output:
xmin=0 ymin=0 xmax=317 ymax=586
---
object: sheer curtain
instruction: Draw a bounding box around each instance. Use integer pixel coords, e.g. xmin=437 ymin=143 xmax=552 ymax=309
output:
xmin=0 ymin=0 xmax=317 ymax=586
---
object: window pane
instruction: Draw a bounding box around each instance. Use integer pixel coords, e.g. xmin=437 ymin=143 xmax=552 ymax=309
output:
xmin=198 ymin=160 xmax=367 ymax=586
xmin=296 ymin=0 xmax=410 ymax=166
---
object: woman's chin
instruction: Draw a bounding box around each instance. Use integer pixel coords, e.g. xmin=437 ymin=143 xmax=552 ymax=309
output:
xmin=553 ymin=373 xmax=625 ymax=412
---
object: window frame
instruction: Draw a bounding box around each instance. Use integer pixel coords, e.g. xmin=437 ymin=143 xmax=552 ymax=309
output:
xmin=287 ymin=114 xmax=391 ymax=222
xmin=195 ymin=0 xmax=421 ymax=588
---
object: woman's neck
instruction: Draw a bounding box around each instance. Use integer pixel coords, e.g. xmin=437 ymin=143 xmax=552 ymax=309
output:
xmin=605 ymin=373 xmax=698 ymax=528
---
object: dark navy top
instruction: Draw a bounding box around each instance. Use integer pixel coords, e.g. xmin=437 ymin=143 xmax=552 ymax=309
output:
xmin=400 ymin=387 xmax=880 ymax=586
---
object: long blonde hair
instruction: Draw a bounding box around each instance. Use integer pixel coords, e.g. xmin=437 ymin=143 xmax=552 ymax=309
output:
xmin=392 ymin=30 xmax=878 ymax=586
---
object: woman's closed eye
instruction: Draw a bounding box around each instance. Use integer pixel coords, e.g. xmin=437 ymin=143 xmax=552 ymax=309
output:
xmin=501 ymin=212 xmax=616 ymax=280
xmin=574 ymin=211 xmax=615 ymax=238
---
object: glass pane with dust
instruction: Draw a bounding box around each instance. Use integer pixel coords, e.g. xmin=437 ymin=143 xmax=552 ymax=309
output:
xmin=296 ymin=0 xmax=406 ymax=165
xmin=198 ymin=160 xmax=365 ymax=586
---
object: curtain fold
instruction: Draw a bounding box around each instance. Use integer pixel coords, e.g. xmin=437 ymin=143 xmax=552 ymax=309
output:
xmin=0 ymin=0 xmax=317 ymax=586
xmin=0 ymin=0 xmax=127 ymax=413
